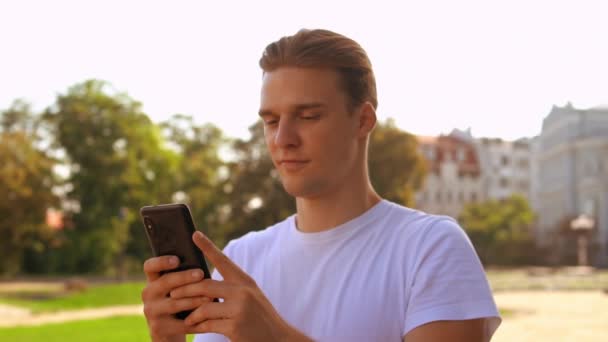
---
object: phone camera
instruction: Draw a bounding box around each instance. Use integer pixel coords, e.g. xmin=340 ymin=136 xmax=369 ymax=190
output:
xmin=144 ymin=217 xmax=154 ymax=231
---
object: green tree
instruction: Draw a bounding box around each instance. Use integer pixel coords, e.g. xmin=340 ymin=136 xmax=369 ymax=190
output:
xmin=458 ymin=194 xmax=536 ymax=265
xmin=0 ymin=101 xmax=58 ymax=275
xmin=1 ymin=100 xmax=37 ymax=134
xmin=44 ymin=80 xmax=179 ymax=274
xmin=160 ymin=114 xmax=227 ymax=245
xmin=369 ymin=119 xmax=427 ymax=206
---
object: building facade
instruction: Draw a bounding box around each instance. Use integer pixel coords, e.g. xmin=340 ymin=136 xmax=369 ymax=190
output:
xmin=534 ymin=103 xmax=608 ymax=266
xmin=476 ymin=137 xmax=533 ymax=202
xmin=415 ymin=134 xmax=484 ymax=219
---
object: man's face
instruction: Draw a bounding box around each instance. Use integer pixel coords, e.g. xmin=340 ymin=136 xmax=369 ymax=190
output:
xmin=259 ymin=67 xmax=363 ymax=199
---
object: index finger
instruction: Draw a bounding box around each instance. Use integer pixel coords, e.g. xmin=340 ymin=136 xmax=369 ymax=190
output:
xmin=192 ymin=231 xmax=251 ymax=284
xmin=143 ymin=255 xmax=179 ymax=282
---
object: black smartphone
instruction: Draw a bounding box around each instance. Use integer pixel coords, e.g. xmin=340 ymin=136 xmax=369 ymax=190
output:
xmin=140 ymin=203 xmax=214 ymax=319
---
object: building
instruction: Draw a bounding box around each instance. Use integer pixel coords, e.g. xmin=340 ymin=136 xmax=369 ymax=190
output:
xmin=534 ymin=103 xmax=608 ymax=266
xmin=415 ymin=134 xmax=484 ymax=219
xmin=476 ymin=137 xmax=533 ymax=202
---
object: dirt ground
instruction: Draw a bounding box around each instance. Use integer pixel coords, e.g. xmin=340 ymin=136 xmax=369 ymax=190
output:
xmin=492 ymin=290 xmax=608 ymax=341
xmin=0 ymin=304 xmax=142 ymax=327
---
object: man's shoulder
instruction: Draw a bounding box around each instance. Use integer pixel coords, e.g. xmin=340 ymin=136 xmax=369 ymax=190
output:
xmin=379 ymin=202 xmax=474 ymax=260
xmin=222 ymin=215 xmax=292 ymax=259
xmin=383 ymin=203 xmax=478 ymax=269
xmin=382 ymin=201 xmax=462 ymax=236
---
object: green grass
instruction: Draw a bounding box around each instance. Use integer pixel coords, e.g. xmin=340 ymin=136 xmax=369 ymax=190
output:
xmin=0 ymin=282 xmax=145 ymax=313
xmin=0 ymin=310 xmax=514 ymax=341
xmin=0 ymin=316 xmax=196 ymax=342
xmin=486 ymin=268 xmax=608 ymax=291
xmin=499 ymin=308 xmax=516 ymax=318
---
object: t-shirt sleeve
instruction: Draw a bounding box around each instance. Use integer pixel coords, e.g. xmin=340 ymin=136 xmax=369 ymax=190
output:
xmin=402 ymin=218 xmax=501 ymax=338
xmin=193 ymin=241 xmax=238 ymax=342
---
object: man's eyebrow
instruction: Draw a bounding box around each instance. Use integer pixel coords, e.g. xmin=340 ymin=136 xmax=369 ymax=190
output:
xmin=293 ymin=102 xmax=326 ymax=111
xmin=258 ymin=109 xmax=275 ymax=117
xmin=258 ymin=102 xmax=326 ymax=117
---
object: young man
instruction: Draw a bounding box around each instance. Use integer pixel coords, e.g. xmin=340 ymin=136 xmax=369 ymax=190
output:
xmin=142 ymin=29 xmax=501 ymax=342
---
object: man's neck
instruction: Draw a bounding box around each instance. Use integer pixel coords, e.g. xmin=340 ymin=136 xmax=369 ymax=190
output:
xmin=294 ymin=181 xmax=382 ymax=233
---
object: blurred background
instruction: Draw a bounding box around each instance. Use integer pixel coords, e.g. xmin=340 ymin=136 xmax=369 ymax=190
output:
xmin=1 ymin=1 xmax=607 ymax=341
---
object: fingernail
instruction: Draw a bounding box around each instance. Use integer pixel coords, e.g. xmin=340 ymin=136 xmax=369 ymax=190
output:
xmin=195 ymin=231 xmax=204 ymax=238
xmin=170 ymin=256 xmax=178 ymax=266
xmin=192 ymin=270 xmax=202 ymax=279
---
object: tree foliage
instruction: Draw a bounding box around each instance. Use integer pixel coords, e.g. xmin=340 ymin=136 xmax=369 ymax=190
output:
xmin=369 ymin=119 xmax=427 ymax=207
xmin=160 ymin=114 xmax=228 ymax=246
xmin=458 ymin=194 xmax=536 ymax=265
xmin=0 ymin=101 xmax=58 ymax=275
xmin=43 ymin=80 xmax=180 ymax=274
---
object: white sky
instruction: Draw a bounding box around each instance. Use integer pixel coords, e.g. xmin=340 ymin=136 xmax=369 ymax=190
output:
xmin=1 ymin=0 xmax=607 ymax=141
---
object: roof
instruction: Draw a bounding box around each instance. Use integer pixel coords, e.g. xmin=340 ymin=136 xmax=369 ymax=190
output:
xmin=416 ymin=135 xmax=437 ymax=144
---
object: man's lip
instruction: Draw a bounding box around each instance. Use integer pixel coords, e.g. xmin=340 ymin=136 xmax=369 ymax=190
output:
xmin=279 ymin=160 xmax=309 ymax=164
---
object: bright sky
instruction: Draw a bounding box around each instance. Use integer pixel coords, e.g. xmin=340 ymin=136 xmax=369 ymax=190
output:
xmin=1 ymin=0 xmax=607 ymax=141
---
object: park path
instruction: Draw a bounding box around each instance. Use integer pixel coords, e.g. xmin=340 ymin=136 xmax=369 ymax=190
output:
xmin=0 ymin=303 xmax=143 ymax=327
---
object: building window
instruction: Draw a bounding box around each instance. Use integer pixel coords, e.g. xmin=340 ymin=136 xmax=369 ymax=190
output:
xmin=500 ymin=178 xmax=509 ymax=188
xmin=457 ymin=149 xmax=466 ymax=162
xmin=436 ymin=191 xmax=442 ymax=203
xmin=426 ymin=147 xmax=436 ymax=160
xmin=447 ymin=191 xmax=452 ymax=203
xmin=518 ymin=159 xmax=529 ymax=169
xmin=471 ymin=193 xmax=478 ymax=202
xmin=458 ymin=191 xmax=464 ymax=203
xmin=501 ymin=155 xmax=509 ymax=166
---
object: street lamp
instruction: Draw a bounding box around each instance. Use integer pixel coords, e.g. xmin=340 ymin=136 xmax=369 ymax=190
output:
xmin=570 ymin=214 xmax=595 ymax=266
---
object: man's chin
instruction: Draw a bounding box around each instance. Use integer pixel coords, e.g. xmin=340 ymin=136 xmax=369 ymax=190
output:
xmin=281 ymin=180 xmax=309 ymax=198
xmin=282 ymin=185 xmax=303 ymax=198
xmin=281 ymin=181 xmax=324 ymax=199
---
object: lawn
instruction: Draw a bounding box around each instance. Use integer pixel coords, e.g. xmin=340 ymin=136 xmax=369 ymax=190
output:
xmin=486 ymin=267 xmax=608 ymax=291
xmin=0 ymin=282 xmax=145 ymax=313
xmin=498 ymin=308 xmax=514 ymax=318
xmin=0 ymin=316 xmax=196 ymax=342
xmin=4 ymin=268 xmax=607 ymax=313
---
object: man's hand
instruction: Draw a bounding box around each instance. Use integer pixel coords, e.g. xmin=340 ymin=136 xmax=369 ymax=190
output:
xmin=170 ymin=231 xmax=312 ymax=342
xmin=141 ymin=255 xmax=210 ymax=342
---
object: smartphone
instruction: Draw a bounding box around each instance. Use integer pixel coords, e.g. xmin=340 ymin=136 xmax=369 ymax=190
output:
xmin=140 ymin=203 xmax=214 ymax=319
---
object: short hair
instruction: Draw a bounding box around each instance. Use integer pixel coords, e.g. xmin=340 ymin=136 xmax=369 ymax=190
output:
xmin=259 ymin=29 xmax=378 ymax=111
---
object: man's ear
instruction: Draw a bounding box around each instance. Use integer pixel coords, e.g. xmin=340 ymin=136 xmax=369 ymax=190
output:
xmin=357 ymin=101 xmax=377 ymax=138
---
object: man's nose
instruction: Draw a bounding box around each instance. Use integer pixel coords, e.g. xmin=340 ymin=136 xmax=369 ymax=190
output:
xmin=274 ymin=118 xmax=300 ymax=148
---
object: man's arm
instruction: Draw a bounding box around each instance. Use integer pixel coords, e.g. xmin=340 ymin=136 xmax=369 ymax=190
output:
xmin=403 ymin=318 xmax=489 ymax=342
xmin=402 ymin=219 xmax=501 ymax=340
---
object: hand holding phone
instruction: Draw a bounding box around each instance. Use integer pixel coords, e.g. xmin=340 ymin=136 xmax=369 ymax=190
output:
xmin=140 ymin=203 xmax=214 ymax=320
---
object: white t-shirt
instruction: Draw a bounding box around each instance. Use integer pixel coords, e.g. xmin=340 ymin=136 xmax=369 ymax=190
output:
xmin=195 ymin=200 xmax=501 ymax=341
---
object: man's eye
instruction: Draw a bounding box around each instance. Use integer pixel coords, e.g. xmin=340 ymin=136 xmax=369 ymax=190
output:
xmin=264 ymin=119 xmax=278 ymax=125
xmin=301 ymin=115 xmax=320 ymax=120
